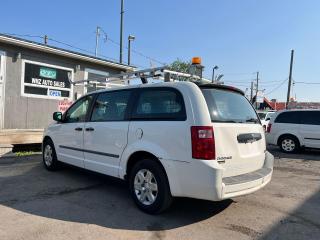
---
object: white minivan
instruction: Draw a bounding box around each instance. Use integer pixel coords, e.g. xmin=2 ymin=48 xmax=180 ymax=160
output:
xmin=43 ymin=81 xmax=274 ymax=214
xmin=266 ymin=109 xmax=320 ymax=153
xmin=257 ymin=110 xmax=276 ymax=130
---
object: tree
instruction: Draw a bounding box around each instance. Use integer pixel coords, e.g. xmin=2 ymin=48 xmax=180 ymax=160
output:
xmin=168 ymin=59 xmax=191 ymax=73
xmin=167 ymin=59 xmax=192 ymax=81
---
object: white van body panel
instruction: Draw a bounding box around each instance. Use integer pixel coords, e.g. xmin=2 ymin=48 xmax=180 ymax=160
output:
xmin=266 ymin=109 xmax=320 ymax=149
xmin=44 ymin=81 xmax=274 ymax=202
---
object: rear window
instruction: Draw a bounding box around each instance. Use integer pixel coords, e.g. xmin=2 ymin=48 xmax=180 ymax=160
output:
xmin=277 ymin=111 xmax=320 ymax=125
xmin=275 ymin=111 xmax=300 ymax=124
xmin=300 ymin=111 xmax=320 ymax=125
xmin=131 ymin=88 xmax=186 ymax=121
xmin=201 ymin=88 xmax=259 ymax=123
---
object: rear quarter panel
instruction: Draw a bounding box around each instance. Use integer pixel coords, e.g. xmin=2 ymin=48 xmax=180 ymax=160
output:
xmin=118 ymin=83 xmax=210 ymax=179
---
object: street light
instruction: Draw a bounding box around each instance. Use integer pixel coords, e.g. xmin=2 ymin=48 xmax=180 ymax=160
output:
xmin=212 ymin=65 xmax=219 ymax=83
xmin=128 ymin=35 xmax=135 ymax=65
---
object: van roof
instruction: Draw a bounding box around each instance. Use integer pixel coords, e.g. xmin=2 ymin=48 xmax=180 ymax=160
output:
xmin=86 ymin=81 xmax=245 ymax=95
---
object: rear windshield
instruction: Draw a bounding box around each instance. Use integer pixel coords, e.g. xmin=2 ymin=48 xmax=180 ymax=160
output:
xmin=201 ymin=88 xmax=259 ymax=123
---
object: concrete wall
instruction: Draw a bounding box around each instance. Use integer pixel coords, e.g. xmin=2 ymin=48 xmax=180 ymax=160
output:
xmin=0 ymin=43 xmax=123 ymax=129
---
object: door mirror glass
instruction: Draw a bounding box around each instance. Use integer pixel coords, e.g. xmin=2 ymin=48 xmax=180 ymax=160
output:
xmin=265 ymin=117 xmax=270 ymax=121
xmin=53 ymin=112 xmax=63 ymax=122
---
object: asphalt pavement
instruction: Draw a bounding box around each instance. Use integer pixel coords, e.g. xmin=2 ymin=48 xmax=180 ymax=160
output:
xmin=0 ymin=146 xmax=319 ymax=240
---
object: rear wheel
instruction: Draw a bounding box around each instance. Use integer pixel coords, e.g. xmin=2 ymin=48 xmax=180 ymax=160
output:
xmin=42 ymin=139 xmax=61 ymax=171
xmin=279 ymin=136 xmax=300 ymax=153
xmin=129 ymin=159 xmax=172 ymax=214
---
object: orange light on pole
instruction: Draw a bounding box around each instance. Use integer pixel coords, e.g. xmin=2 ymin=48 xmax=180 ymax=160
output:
xmin=192 ymin=57 xmax=202 ymax=65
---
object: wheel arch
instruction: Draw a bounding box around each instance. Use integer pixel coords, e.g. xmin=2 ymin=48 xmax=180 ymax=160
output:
xmin=42 ymin=135 xmax=53 ymax=150
xmin=125 ymin=151 xmax=167 ymax=181
xmin=43 ymin=135 xmax=53 ymax=143
xmin=277 ymin=133 xmax=301 ymax=147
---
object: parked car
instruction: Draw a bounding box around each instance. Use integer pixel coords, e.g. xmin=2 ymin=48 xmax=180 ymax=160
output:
xmin=266 ymin=109 xmax=320 ymax=153
xmin=257 ymin=110 xmax=276 ymax=130
xmin=42 ymin=81 xmax=274 ymax=214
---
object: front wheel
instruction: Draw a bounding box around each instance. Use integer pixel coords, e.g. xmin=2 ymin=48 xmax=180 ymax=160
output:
xmin=129 ymin=159 xmax=172 ymax=214
xmin=42 ymin=139 xmax=61 ymax=171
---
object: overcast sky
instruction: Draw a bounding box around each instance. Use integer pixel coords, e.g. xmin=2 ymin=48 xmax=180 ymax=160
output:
xmin=2 ymin=0 xmax=320 ymax=101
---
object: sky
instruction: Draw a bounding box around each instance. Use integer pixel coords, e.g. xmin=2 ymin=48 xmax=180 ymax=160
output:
xmin=1 ymin=0 xmax=320 ymax=101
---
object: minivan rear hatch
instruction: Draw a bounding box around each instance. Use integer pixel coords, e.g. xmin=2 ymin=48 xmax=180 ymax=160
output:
xmin=200 ymin=86 xmax=266 ymax=178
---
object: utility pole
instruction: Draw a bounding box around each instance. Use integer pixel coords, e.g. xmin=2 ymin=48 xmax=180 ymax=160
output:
xmin=95 ymin=26 xmax=100 ymax=57
xmin=250 ymin=81 xmax=254 ymax=103
xmin=286 ymin=50 xmax=294 ymax=109
xmin=255 ymin=72 xmax=259 ymax=109
xmin=128 ymin=35 xmax=135 ymax=65
xmin=44 ymin=35 xmax=48 ymax=45
xmin=120 ymin=0 xmax=124 ymax=63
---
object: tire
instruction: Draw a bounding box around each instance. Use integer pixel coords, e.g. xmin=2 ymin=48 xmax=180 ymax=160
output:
xmin=129 ymin=159 xmax=172 ymax=214
xmin=42 ymin=139 xmax=61 ymax=171
xmin=279 ymin=135 xmax=300 ymax=153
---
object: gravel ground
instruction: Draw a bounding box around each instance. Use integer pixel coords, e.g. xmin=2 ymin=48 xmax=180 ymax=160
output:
xmin=0 ymin=146 xmax=319 ymax=240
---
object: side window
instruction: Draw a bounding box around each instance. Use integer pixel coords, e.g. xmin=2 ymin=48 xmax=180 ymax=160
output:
xmin=64 ymin=95 xmax=93 ymax=123
xmin=131 ymin=88 xmax=186 ymax=120
xmin=300 ymin=111 xmax=320 ymax=125
xmin=275 ymin=111 xmax=300 ymax=124
xmin=90 ymin=90 xmax=131 ymax=122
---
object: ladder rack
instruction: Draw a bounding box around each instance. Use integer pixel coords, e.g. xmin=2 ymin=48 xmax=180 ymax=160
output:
xmin=70 ymin=66 xmax=211 ymax=86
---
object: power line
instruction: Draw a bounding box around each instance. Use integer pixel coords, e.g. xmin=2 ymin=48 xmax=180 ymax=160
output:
xmin=223 ymin=79 xmax=255 ymax=83
xmin=47 ymin=37 xmax=120 ymax=62
xmin=294 ymin=81 xmax=320 ymax=85
xmin=223 ymin=72 xmax=256 ymax=76
xmin=265 ymin=78 xmax=288 ymax=95
xmin=99 ymin=28 xmax=166 ymax=66
xmin=3 ymin=32 xmax=121 ymax=63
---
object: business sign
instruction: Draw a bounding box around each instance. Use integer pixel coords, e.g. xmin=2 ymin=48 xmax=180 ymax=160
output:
xmin=39 ymin=67 xmax=57 ymax=79
xmin=58 ymin=99 xmax=73 ymax=113
xmin=23 ymin=62 xmax=72 ymax=98
xmin=49 ymin=90 xmax=62 ymax=97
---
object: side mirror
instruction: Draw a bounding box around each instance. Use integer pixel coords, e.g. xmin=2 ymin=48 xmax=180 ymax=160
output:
xmin=53 ymin=112 xmax=63 ymax=122
xmin=265 ymin=118 xmax=271 ymax=121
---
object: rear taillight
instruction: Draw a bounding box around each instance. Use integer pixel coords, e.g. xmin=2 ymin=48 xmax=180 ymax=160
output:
xmin=267 ymin=123 xmax=272 ymax=133
xmin=191 ymin=126 xmax=215 ymax=160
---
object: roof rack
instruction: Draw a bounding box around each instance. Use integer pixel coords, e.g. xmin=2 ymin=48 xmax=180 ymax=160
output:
xmin=70 ymin=66 xmax=212 ymax=86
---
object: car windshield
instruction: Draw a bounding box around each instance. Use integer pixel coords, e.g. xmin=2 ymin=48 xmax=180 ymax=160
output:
xmin=265 ymin=112 xmax=275 ymax=119
xmin=201 ymin=88 xmax=259 ymax=123
xmin=258 ymin=112 xmax=267 ymax=120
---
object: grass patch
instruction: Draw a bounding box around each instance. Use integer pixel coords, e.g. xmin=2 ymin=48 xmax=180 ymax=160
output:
xmin=15 ymin=151 xmax=38 ymax=157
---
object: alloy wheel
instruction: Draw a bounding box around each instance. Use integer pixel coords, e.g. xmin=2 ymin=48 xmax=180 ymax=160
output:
xmin=134 ymin=169 xmax=158 ymax=205
xmin=44 ymin=144 xmax=53 ymax=166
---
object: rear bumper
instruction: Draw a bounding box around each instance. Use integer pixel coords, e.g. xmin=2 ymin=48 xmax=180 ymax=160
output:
xmin=219 ymin=151 xmax=274 ymax=200
xmin=165 ymin=151 xmax=274 ymax=201
xmin=221 ymin=163 xmax=273 ymax=199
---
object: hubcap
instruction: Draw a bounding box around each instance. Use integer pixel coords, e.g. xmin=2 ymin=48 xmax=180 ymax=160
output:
xmin=282 ymin=139 xmax=295 ymax=152
xmin=44 ymin=145 xmax=53 ymax=166
xmin=134 ymin=169 xmax=158 ymax=205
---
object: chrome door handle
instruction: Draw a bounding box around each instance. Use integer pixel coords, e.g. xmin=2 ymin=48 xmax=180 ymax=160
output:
xmin=85 ymin=127 xmax=94 ymax=131
xmin=74 ymin=127 xmax=83 ymax=131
